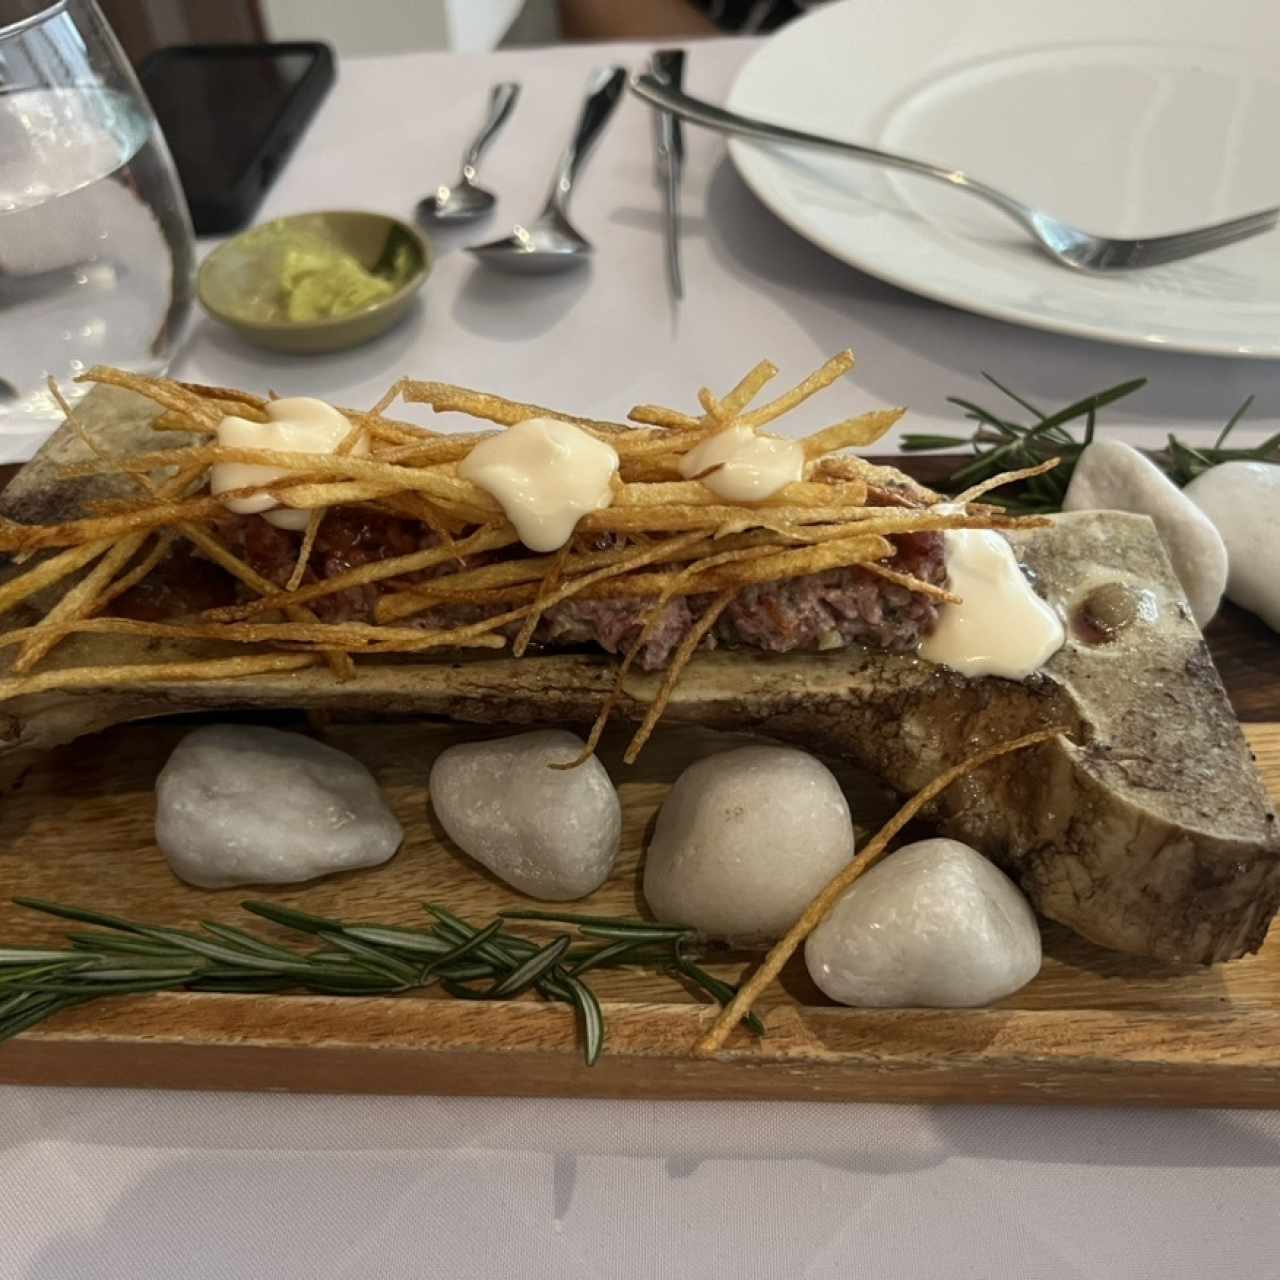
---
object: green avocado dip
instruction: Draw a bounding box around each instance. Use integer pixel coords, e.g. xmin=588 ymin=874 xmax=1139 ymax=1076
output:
xmin=217 ymin=221 xmax=419 ymax=324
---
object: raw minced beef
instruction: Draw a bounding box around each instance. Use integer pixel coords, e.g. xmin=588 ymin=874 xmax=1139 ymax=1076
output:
xmin=511 ymin=532 xmax=946 ymax=668
xmin=216 ymin=512 xmax=949 ymax=669
xmin=217 ymin=509 xmax=442 ymax=623
xmin=716 ymin=530 xmax=945 ymax=657
xmin=534 ymin=596 xmax=695 ymax=670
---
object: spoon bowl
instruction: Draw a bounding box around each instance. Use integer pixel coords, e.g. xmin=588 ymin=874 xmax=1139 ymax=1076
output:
xmin=468 ymin=209 xmax=592 ymax=274
xmin=417 ymin=172 xmax=498 ymax=225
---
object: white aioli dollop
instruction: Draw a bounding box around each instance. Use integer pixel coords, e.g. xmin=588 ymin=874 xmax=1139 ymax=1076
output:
xmin=919 ymin=529 xmax=1064 ymax=679
xmin=211 ymin=397 xmax=365 ymax=531
xmin=458 ymin=416 xmax=619 ymax=552
xmin=678 ymin=425 xmax=805 ymax=502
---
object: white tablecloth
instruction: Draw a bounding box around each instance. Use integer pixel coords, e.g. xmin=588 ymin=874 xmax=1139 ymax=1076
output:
xmin=4 ymin=37 xmax=1279 ymax=1280
xmin=6 ymin=1090 xmax=1280 ymax=1278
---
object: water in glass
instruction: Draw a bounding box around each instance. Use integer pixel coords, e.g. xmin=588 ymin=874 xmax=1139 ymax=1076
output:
xmin=0 ymin=1 xmax=195 ymax=434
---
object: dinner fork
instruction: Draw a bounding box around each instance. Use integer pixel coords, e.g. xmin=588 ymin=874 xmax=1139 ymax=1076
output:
xmin=629 ymin=74 xmax=1280 ymax=272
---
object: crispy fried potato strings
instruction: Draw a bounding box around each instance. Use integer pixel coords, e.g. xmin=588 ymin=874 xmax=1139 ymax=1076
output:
xmin=0 ymin=355 xmax=1055 ymax=756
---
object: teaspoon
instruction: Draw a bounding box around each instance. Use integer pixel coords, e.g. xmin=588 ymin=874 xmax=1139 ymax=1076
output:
xmin=417 ymin=82 xmax=520 ymax=225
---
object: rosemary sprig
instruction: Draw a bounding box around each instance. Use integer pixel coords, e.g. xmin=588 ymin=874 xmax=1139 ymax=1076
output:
xmin=901 ymin=374 xmax=1275 ymax=512
xmin=0 ymin=898 xmax=765 ymax=1066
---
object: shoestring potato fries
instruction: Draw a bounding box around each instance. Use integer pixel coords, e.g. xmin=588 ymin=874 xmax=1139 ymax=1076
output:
xmin=0 ymin=351 xmax=1051 ymax=761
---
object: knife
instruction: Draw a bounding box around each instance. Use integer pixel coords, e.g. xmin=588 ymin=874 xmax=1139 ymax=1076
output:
xmin=650 ymin=48 xmax=687 ymax=302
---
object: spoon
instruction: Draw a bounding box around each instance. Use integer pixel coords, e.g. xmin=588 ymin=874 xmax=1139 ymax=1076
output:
xmin=468 ymin=66 xmax=626 ymax=274
xmin=417 ymin=82 xmax=520 ymax=225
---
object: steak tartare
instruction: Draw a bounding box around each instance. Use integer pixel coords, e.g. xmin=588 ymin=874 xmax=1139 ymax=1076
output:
xmin=213 ymin=509 xmax=948 ymax=670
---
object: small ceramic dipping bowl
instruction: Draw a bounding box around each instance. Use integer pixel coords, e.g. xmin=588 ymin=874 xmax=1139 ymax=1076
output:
xmin=197 ymin=210 xmax=431 ymax=355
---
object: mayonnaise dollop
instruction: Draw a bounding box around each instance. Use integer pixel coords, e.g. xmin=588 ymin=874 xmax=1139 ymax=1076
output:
xmin=458 ymin=416 xmax=619 ymax=552
xmin=211 ymin=397 xmax=366 ymax=531
xmin=678 ymin=425 xmax=805 ymax=502
xmin=919 ymin=529 xmax=1064 ymax=679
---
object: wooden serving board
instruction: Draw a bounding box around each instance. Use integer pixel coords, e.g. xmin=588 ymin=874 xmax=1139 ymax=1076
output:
xmin=1 ymin=461 xmax=1278 ymax=1107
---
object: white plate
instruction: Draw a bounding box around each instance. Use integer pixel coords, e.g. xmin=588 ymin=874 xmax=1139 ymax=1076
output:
xmin=727 ymin=0 xmax=1280 ymax=358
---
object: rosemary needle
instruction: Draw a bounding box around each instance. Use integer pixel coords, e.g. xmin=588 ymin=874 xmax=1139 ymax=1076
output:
xmin=340 ymin=926 xmax=456 ymax=957
xmin=199 ymin=921 xmax=310 ymax=963
xmin=562 ymin=976 xmax=604 ymax=1067
xmin=568 ymin=938 xmax=655 ymax=976
xmin=421 ymin=919 xmax=505 ymax=976
xmin=672 ymin=958 xmax=766 ymax=1037
xmin=488 ymin=935 xmax=572 ymax=998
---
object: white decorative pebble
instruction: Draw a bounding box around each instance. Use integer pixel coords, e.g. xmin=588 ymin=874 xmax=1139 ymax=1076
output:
xmin=155 ymin=725 xmax=402 ymax=888
xmin=429 ymin=730 xmax=620 ymax=900
xmin=1062 ymin=439 xmax=1227 ymax=626
xmin=1185 ymin=460 xmax=1280 ymax=633
xmin=805 ymin=838 xmax=1041 ymax=1008
xmin=643 ymin=746 xmax=854 ymax=942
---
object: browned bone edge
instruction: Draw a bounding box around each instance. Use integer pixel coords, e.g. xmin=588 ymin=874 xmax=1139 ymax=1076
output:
xmin=1 ymin=993 xmax=1278 ymax=1107
xmin=1 ymin=388 xmax=1277 ymax=963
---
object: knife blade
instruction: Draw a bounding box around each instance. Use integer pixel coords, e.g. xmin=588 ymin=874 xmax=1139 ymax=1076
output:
xmin=650 ymin=48 xmax=687 ymax=302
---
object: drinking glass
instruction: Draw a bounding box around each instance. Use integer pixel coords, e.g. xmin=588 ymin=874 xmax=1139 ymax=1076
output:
xmin=0 ymin=0 xmax=195 ymax=440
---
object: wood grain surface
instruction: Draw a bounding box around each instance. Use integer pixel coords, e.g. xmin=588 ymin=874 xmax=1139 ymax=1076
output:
xmin=0 ymin=710 xmax=1275 ymax=1105
xmin=0 ymin=461 xmax=1277 ymax=1106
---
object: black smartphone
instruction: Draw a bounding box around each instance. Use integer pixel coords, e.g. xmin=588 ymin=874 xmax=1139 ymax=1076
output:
xmin=139 ymin=42 xmax=336 ymax=236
